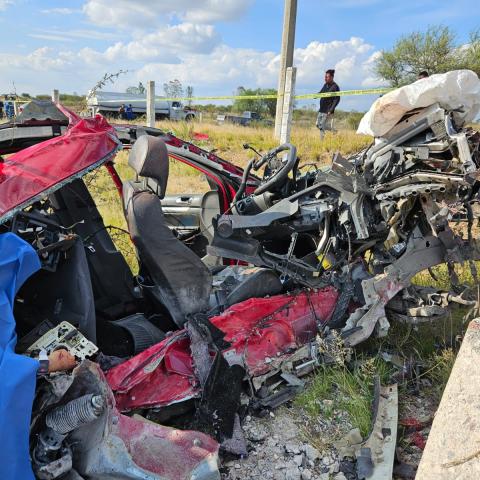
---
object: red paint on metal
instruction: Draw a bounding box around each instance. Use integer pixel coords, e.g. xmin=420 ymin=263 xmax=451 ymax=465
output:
xmin=169 ymin=153 xmax=231 ymax=211
xmin=107 ymin=332 xmax=198 ymax=411
xmin=107 ymin=288 xmax=339 ymax=411
xmin=163 ymin=133 xmax=258 ymax=182
xmin=104 ymin=161 xmax=123 ymax=196
xmin=210 ymin=288 xmax=338 ymax=376
xmin=0 ymin=107 xmax=118 ymax=221
xmin=86 ymin=361 xmax=219 ymax=479
xmin=115 ymin=414 xmax=219 ymax=477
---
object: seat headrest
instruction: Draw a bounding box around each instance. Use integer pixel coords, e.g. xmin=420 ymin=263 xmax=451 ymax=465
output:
xmin=128 ymin=135 xmax=169 ymax=198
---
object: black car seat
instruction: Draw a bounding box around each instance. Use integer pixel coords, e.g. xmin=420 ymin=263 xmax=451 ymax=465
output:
xmin=123 ymin=135 xmax=212 ymax=327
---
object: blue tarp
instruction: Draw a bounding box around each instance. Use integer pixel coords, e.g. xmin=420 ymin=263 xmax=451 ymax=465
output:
xmin=0 ymin=233 xmax=40 ymax=479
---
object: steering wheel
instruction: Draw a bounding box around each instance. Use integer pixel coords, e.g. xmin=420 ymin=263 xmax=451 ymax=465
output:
xmin=252 ymin=143 xmax=297 ymax=195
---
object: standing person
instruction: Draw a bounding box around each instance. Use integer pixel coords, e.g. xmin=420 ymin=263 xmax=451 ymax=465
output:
xmin=125 ymin=104 xmax=134 ymax=120
xmin=118 ymin=103 xmax=126 ymax=119
xmin=316 ymin=69 xmax=340 ymax=139
xmin=5 ymin=101 xmax=14 ymax=119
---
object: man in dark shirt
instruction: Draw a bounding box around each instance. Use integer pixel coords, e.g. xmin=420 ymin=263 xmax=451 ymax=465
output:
xmin=316 ymin=69 xmax=340 ymax=139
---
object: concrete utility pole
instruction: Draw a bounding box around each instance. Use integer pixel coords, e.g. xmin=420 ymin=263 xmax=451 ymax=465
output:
xmin=146 ymin=80 xmax=155 ymax=128
xmin=280 ymin=67 xmax=297 ymax=144
xmin=274 ymin=0 xmax=297 ymax=140
xmin=52 ymin=89 xmax=59 ymax=103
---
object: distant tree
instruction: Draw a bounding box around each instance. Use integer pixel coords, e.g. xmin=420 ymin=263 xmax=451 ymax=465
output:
xmin=375 ymin=26 xmax=480 ymax=86
xmin=186 ymin=85 xmax=194 ymax=106
xmin=233 ymin=87 xmax=277 ymax=117
xmin=86 ymin=70 xmax=128 ymax=100
xmin=461 ymin=29 xmax=480 ymax=76
xmin=125 ymin=82 xmax=146 ymax=95
xmin=164 ymin=79 xmax=184 ymax=98
xmin=21 ymin=92 xmax=31 ymax=98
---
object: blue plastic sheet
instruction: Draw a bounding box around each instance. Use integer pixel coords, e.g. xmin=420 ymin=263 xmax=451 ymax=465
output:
xmin=0 ymin=233 xmax=40 ymax=479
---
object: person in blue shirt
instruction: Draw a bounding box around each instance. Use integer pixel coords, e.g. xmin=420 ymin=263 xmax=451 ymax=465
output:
xmin=5 ymin=101 xmax=15 ymax=119
xmin=125 ymin=104 xmax=134 ymax=120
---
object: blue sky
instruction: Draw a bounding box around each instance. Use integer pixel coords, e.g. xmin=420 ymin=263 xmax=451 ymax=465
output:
xmin=0 ymin=0 xmax=478 ymax=110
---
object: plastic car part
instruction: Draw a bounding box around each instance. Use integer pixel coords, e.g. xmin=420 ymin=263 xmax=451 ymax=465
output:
xmin=356 ymin=383 xmax=398 ymax=480
xmin=26 ymin=321 xmax=98 ymax=359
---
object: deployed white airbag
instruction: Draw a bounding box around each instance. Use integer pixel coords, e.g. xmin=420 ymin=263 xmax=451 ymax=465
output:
xmin=357 ymin=69 xmax=480 ymax=137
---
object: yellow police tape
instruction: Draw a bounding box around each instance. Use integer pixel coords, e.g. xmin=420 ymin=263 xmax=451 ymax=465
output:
xmin=95 ymin=87 xmax=394 ymax=103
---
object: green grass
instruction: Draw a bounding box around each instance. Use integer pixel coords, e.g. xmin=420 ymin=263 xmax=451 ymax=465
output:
xmin=295 ymin=357 xmax=393 ymax=446
xmin=425 ymin=348 xmax=456 ymax=401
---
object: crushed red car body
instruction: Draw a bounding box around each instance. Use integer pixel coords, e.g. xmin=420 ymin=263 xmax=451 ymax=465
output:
xmin=0 ymin=101 xmax=342 ymax=480
xmin=107 ymin=288 xmax=338 ymax=412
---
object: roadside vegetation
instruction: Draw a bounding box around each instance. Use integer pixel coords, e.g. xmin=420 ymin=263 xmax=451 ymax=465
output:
xmin=295 ymin=358 xmax=392 ymax=445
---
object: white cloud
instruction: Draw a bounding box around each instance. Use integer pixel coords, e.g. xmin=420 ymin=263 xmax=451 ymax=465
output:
xmin=129 ymin=37 xmax=379 ymax=93
xmin=0 ymin=47 xmax=71 ymax=71
xmin=29 ymin=33 xmax=74 ymax=43
xmin=83 ymin=0 xmax=254 ymax=28
xmin=182 ymin=0 xmax=256 ymax=23
xmin=0 ymin=36 xmax=383 ymax=112
xmin=75 ymin=22 xmax=219 ymax=65
xmin=134 ymin=45 xmax=277 ymax=90
xmin=41 ymin=7 xmax=80 ymax=14
xmin=0 ymin=0 xmax=13 ymax=11
xmin=32 ymin=28 xmax=118 ymax=41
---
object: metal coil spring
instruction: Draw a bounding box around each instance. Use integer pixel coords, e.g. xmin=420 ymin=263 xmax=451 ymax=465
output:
xmin=46 ymin=393 xmax=105 ymax=434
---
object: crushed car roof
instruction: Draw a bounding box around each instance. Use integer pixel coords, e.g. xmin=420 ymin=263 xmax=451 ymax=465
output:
xmin=0 ymin=105 xmax=120 ymax=224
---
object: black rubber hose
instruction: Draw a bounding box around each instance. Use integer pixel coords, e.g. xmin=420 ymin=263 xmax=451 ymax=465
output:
xmin=232 ymin=158 xmax=255 ymax=205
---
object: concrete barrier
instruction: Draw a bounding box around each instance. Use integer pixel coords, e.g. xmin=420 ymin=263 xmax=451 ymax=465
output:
xmin=416 ymin=318 xmax=480 ymax=479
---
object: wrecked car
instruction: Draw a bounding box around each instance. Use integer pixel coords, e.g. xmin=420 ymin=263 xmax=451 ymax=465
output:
xmin=1 ymin=100 xmax=336 ymax=479
xmin=1 ymin=69 xmax=480 ymax=479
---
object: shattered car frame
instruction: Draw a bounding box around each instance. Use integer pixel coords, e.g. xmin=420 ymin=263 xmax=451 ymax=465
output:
xmin=1 ymin=70 xmax=480 ymax=479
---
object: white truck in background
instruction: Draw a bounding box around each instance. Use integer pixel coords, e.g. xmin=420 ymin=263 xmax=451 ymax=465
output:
xmin=87 ymin=91 xmax=196 ymax=121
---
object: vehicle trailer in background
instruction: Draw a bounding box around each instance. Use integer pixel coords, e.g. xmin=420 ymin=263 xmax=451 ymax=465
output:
xmin=87 ymin=90 xmax=196 ymax=121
